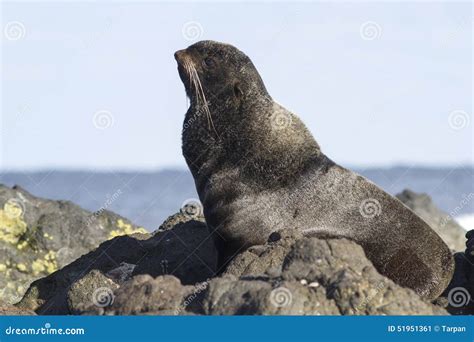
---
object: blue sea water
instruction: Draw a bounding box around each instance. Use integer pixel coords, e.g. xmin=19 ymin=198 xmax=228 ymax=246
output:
xmin=1 ymin=166 xmax=473 ymax=231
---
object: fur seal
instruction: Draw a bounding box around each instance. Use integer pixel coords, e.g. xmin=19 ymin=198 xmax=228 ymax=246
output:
xmin=174 ymin=40 xmax=454 ymax=300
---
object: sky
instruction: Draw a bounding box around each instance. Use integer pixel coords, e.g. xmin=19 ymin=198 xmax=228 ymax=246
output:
xmin=1 ymin=1 xmax=472 ymax=171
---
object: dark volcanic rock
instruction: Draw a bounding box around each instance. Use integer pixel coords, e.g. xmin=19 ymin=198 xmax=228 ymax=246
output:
xmin=205 ymin=232 xmax=445 ymax=315
xmin=28 ymin=227 xmax=445 ymax=316
xmin=13 ymin=194 xmax=453 ymax=316
xmin=67 ymin=270 xmax=120 ymax=315
xmin=198 ymin=275 xmax=341 ymax=315
xmin=0 ymin=184 xmax=147 ymax=305
xmin=224 ymin=230 xmax=302 ymax=278
xmin=132 ymin=216 xmax=217 ymax=284
xmin=16 ymin=213 xmax=217 ymax=315
xmin=396 ymin=189 xmax=466 ymax=251
xmin=441 ymin=230 xmax=474 ymax=315
xmin=104 ymin=275 xmax=195 ymax=315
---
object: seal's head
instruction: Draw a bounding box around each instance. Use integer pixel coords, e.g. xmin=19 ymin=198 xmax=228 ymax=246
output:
xmin=176 ymin=40 xmax=320 ymax=187
xmin=174 ymin=40 xmax=268 ymax=110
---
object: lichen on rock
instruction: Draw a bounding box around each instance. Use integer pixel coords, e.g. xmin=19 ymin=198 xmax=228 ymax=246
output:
xmin=0 ymin=184 xmax=147 ymax=305
xmin=108 ymin=219 xmax=148 ymax=239
xmin=0 ymin=200 xmax=28 ymax=245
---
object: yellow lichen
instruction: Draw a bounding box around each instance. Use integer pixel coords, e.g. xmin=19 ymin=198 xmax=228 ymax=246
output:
xmin=0 ymin=264 xmax=6 ymax=272
xmin=0 ymin=201 xmax=27 ymax=245
xmin=16 ymin=263 xmax=27 ymax=272
xmin=108 ymin=219 xmax=147 ymax=239
xmin=31 ymin=259 xmax=45 ymax=274
xmin=16 ymin=240 xmax=28 ymax=250
xmin=43 ymin=232 xmax=53 ymax=240
xmin=31 ymin=250 xmax=58 ymax=276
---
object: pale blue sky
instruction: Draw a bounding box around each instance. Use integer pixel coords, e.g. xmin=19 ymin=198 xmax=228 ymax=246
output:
xmin=1 ymin=1 xmax=472 ymax=170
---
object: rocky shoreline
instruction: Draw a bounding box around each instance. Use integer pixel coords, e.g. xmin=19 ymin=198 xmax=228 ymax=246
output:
xmin=0 ymin=184 xmax=472 ymax=315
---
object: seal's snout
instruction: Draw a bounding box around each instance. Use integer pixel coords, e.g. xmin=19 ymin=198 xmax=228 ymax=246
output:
xmin=174 ymin=49 xmax=187 ymax=64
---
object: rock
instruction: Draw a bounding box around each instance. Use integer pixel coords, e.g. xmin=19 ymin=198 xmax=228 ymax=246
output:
xmin=16 ymin=213 xmax=217 ymax=314
xmin=280 ymin=237 xmax=445 ymax=315
xmin=132 ymin=216 xmax=217 ymax=284
xmin=61 ymin=229 xmax=445 ymax=316
xmin=156 ymin=210 xmax=205 ymax=232
xmin=396 ymin=189 xmax=466 ymax=251
xmin=106 ymin=262 xmax=136 ymax=283
xmin=224 ymin=230 xmax=302 ymax=278
xmin=67 ymin=270 xmax=120 ymax=315
xmin=104 ymin=275 xmax=194 ymax=315
xmin=199 ymin=275 xmax=340 ymax=315
xmin=0 ymin=184 xmax=147 ymax=304
xmin=0 ymin=304 xmax=36 ymax=315
xmin=440 ymin=230 xmax=474 ymax=315
xmin=202 ymin=232 xmax=445 ymax=315
xmin=14 ymin=197 xmax=448 ymax=316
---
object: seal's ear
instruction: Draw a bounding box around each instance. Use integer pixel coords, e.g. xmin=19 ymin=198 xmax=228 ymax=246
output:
xmin=233 ymin=82 xmax=243 ymax=99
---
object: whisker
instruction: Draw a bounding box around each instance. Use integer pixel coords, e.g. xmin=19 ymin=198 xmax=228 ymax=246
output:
xmin=182 ymin=59 xmax=220 ymax=138
xmin=190 ymin=67 xmax=219 ymax=137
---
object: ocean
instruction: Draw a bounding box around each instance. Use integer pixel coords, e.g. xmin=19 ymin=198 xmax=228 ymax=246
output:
xmin=1 ymin=166 xmax=473 ymax=231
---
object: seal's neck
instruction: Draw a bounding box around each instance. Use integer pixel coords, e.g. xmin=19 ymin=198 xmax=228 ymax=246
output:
xmin=182 ymin=97 xmax=323 ymax=192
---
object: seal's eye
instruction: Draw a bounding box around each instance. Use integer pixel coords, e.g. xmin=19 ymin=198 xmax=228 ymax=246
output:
xmin=203 ymin=57 xmax=216 ymax=69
